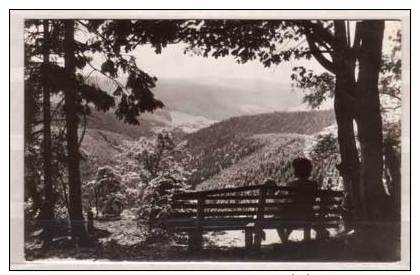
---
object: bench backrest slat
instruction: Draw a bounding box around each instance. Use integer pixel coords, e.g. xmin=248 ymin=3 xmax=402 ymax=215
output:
xmin=166 ymin=185 xmax=344 ymax=227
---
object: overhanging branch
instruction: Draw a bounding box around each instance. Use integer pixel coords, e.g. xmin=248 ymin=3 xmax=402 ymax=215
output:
xmin=296 ymin=20 xmax=336 ymax=50
xmin=306 ymin=33 xmax=336 ymax=74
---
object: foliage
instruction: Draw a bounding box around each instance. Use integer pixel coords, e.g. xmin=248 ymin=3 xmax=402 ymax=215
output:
xmin=77 ymin=19 xmax=171 ymax=124
xmin=379 ymin=30 xmax=402 ymax=110
xmin=84 ymin=166 xmax=125 ymax=218
xmin=291 ymin=67 xmax=335 ymax=109
xmin=290 ymin=27 xmax=402 ymax=113
xmin=383 ymin=120 xmax=401 ymax=147
xmin=137 ymin=175 xmax=189 ymax=230
xmin=179 ymin=20 xmax=314 ymax=67
xmin=81 ymin=131 xmax=190 ymax=229
xmin=131 ymin=132 xmax=190 ymax=228
xmin=308 ymin=120 xmax=402 ymax=193
xmin=382 ymin=120 xmax=401 ymax=197
xmin=134 ymin=132 xmax=176 ymax=178
xmin=307 ymin=127 xmax=343 ymax=190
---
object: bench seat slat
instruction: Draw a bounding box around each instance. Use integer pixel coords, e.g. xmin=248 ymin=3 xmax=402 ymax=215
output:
xmin=165 ymin=219 xmax=341 ymax=231
xmin=173 ymin=185 xmax=344 ymax=198
xmin=205 ymin=195 xmax=260 ymax=200
xmin=172 ymin=201 xmax=343 ymax=211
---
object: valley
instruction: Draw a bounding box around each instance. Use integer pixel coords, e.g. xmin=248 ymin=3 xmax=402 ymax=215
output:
xmin=80 ymin=108 xmax=337 ymax=190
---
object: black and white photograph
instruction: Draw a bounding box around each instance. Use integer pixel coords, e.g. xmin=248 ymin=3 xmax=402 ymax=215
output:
xmin=9 ymin=10 xmax=410 ymax=270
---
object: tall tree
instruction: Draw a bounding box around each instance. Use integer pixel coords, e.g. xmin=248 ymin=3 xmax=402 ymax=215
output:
xmin=24 ymin=27 xmax=44 ymax=222
xmin=355 ymin=21 xmax=386 ymax=220
xmin=63 ymin=20 xmax=87 ymax=241
xmin=24 ymin=19 xmax=66 ymax=245
xmin=303 ymin=20 xmax=363 ymax=225
xmin=38 ymin=19 xmax=55 ymax=246
xmin=354 ymin=21 xmax=389 ymax=252
xmin=24 ymin=19 xmax=169 ymax=243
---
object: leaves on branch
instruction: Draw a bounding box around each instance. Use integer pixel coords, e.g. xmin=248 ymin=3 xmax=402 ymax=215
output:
xmin=101 ymin=60 xmax=118 ymax=78
xmin=77 ymin=80 xmax=115 ymax=112
xmin=291 ymin=66 xmax=335 ymax=109
xmin=179 ymin=19 xmax=308 ymax=68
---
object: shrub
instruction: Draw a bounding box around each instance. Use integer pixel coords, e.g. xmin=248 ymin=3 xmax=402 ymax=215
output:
xmin=84 ymin=166 xmax=125 ymax=218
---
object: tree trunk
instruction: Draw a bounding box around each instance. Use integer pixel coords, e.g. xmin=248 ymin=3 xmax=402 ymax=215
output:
xmin=333 ymin=75 xmax=361 ymax=229
xmin=39 ymin=19 xmax=55 ymax=246
xmin=356 ymin=20 xmax=386 ymax=220
xmin=63 ymin=20 xmax=87 ymax=243
xmin=355 ymin=20 xmax=396 ymax=259
xmin=332 ymin=21 xmax=361 ymax=230
xmin=24 ymin=63 xmax=43 ymax=218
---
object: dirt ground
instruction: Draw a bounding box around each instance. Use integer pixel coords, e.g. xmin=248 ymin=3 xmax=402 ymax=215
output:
xmin=25 ymin=215 xmax=398 ymax=263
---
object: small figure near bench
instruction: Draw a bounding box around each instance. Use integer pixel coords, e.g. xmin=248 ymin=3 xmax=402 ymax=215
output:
xmin=276 ymin=157 xmax=330 ymax=242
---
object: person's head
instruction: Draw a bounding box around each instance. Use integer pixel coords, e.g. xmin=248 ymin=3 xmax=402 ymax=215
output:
xmin=292 ymin=157 xmax=313 ymax=179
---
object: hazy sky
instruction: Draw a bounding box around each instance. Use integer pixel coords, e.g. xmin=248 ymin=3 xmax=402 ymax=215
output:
xmin=132 ymin=43 xmax=324 ymax=85
xmin=131 ymin=21 xmax=401 ymax=85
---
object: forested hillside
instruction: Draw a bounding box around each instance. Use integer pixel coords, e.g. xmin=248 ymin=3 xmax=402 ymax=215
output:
xmin=185 ymin=110 xmax=334 ymax=148
xmin=196 ymin=134 xmax=308 ymax=190
xmin=180 ymin=110 xmax=336 ymax=189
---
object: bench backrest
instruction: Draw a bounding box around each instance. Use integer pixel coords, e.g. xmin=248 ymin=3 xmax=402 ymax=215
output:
xmin=165 ymin=184 xmax=344 ymax=228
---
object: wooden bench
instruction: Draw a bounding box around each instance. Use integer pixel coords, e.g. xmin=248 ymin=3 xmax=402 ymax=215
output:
xmin=158 ymin=184 xmax=344 ymax=250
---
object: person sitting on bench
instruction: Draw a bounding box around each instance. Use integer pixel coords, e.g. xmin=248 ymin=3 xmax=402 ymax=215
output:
xmin=289 ymin=157 xmax=318 ymax=192
xmin=276 ymin=157 xmax=329 ymax=242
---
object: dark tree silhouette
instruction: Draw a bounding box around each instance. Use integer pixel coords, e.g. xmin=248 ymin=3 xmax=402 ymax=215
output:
xmin=38 ymin=19 xmax=55 ymax=246
xmin=24 ymin=19 xmax=173 ymax=244
xmin=63 ymin=20 xmax=88 ymax=242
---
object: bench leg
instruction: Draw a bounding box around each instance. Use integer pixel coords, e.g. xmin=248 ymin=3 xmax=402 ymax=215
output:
xmin=245 ymin=228 xmax=253 ymax=249
xmin=253 ymin=228 xmax=263 ymax=250
xmin=188 ymin=230 xmax=203 ymax=251
xmin=276 ymin=227 xmax=290 ymax=243
xmin=304 ymin=226 xmax=311 ymax=241
xmin=314 ymin=226 xmax=330 ymax=240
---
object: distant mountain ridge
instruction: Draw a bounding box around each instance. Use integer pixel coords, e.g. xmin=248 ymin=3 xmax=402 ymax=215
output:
xmin=92 ymin=76 xmax=308 ymax=121
xmin=152 ymin=78 xmax=304 ymax=120
xmin=185 ymin=110 xmax=335 ymax=149
xmin=86 ymin=108 xmax=215 ymax=138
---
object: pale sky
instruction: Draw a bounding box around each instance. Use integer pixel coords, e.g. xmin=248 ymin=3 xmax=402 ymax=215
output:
xmin=132 ymin=43 xmax=324 ymax=85
xmin=130 ymin=21 xmax=401 ymax=85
